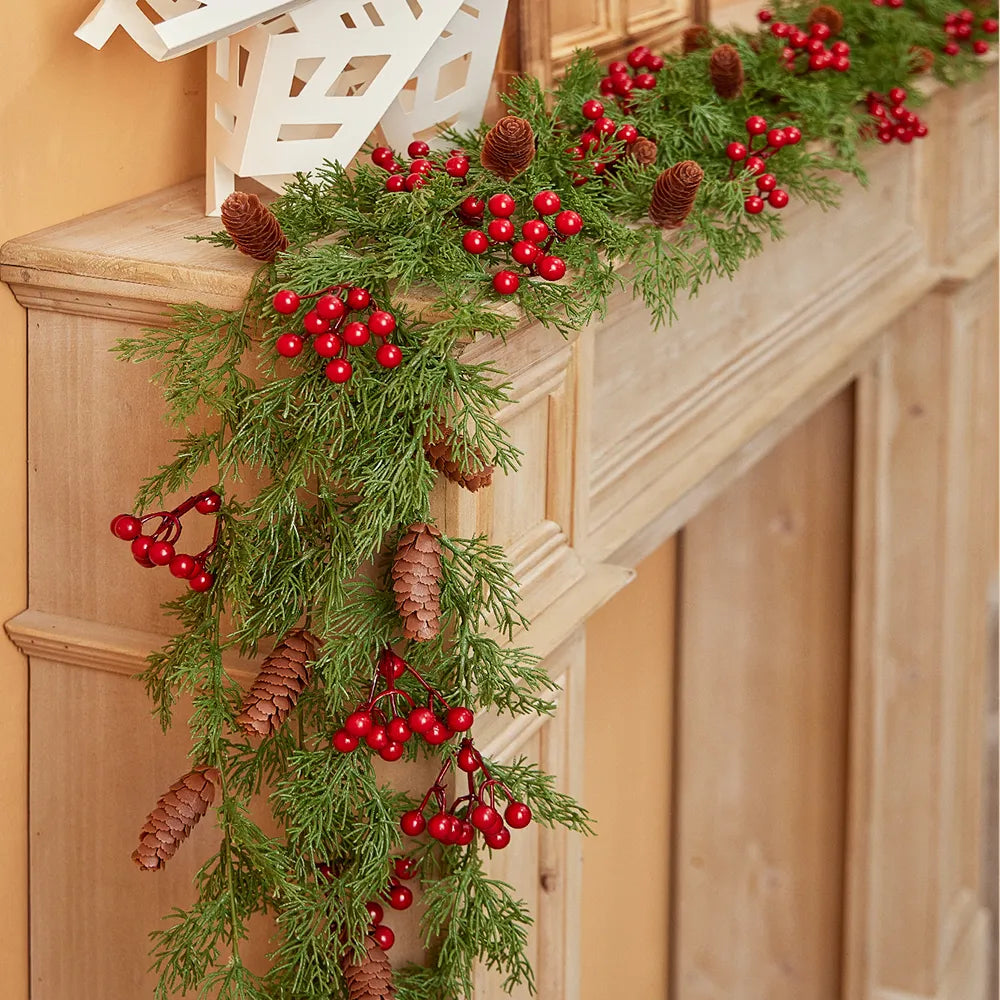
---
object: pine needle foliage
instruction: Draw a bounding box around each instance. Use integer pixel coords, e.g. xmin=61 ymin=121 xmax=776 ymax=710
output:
xmin=119 ymin=3 xmax=995 ymax=998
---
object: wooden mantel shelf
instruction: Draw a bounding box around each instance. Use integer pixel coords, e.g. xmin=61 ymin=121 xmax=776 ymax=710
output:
xmin=1 ymin=67 xmax=996 ymax=1000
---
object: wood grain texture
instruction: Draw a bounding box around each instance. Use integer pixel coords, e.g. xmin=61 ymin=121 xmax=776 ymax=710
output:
xmin=673 ymin=390 xmax=854 ymax=1000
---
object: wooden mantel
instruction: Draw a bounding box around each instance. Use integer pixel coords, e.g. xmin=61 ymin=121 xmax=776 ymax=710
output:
xmin=1 ymin=67 xmax=996 ymax=1000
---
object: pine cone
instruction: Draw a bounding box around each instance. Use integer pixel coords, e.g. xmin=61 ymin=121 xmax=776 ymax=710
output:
xmin=341 ymin=937 xmax=395 ymax=1000
xmin=682 ymin=24 xmax=711 ymax=54
xmin=234 ymin=629 xmax=317 ymax=737
xmin=480 ymin=116 xmax=535 ymax=180
xmin=424 ymin=421 xmax=494 ymax=492
xmin=131 ymin=765 xmax=220 ymax=871
xmin=710 ymin=45 xmax=744 ymax=100
xmin=808 ymin=4 xmax=844 ymax=34
xmin=630 ymin=137 xmax=658 ymax=166
xmin=391 ymin=523 xmax=442 ymax=642
xmin=649 ymin=161 xmax=705 ymax=229
xmin=220 ymin=191 xmax=288 ymax=262
xmin=909 ymin=45 xmax=935 ymax=73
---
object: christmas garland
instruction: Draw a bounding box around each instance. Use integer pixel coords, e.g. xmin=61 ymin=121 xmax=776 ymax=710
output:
xmin=112 ymin=1 xmax=996 ymax=997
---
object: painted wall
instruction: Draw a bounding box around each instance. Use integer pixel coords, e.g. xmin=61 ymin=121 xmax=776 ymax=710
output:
xmin=0 ymin=3 xmax=205 ymax=993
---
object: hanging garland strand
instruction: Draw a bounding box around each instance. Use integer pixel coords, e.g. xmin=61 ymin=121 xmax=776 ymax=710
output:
xmin=113 ymin=0 xmax=996 ymax=997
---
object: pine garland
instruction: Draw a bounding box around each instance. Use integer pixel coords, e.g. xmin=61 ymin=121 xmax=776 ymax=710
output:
xmin=117 ymin=0 xmax=996 ymax=997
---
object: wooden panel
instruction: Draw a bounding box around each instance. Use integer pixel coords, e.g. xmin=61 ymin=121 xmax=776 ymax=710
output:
xmin=673 ymin=390 xmax=854 ymax=1000
xmin=581 ymin=541 xmax=675 ymax=1000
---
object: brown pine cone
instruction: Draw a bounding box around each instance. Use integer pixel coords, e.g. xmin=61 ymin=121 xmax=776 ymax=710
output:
xmin=220 ymin=191 xmax=288 ymax=262
xmin=909 ymin=45 xmax=935 ymax=73
xmin=808 ymin=4 xmax=844 ymax=34
xmin=424 ymin=421 xmax=494 ymax=492
xmin=682 ymin=24 xmax=711 ymax=54
xmin=481 ymin=116 xmax=535 ymax=180
xmin=391 ymin=523 xmax=442 ymax=642
xmin=630 ymin=137 xmax=658 ymax=166
xmin=341 ymin=937 xmax=395 ymax=1000
xmin=649 ymin=161 xmax=705 ymax=229
xmin=234 ymin=629 xmax=317 ymax=738
xmin=131 ymin=765 xmax=220 ymax=871
xmin=710 ymin=45 xmax=744 ymax=100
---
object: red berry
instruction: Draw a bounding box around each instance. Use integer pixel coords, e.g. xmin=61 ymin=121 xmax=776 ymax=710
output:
xmin=887 ymin=0 xmax=902 ymax=7
xmin=810 ymin=22 xmax=831 ymax=39
xmin=533 ymin=190 xmax=561 ymax=215
xmin=888 ymin=87 xmax=907 ymax=105
xmin=616 ymin=123 xmax=640 ymax=144
xmin=581 ymin=99 xmax=605 ymax=120
xmin=408 ymin=707 xmax=435 ymax=734
xmin=746 ymin=116 xmax=768 ymax=135
xmin=366 ymin=901 xmax=384 ymax=924
xmin=346 ymin=287 xmax=371 ymax=311
xmin=325 ymin=358 xmax=353 ymax=383
xmin=367 ymin=311 xmax=396 ymax=337
xmin=521 ymin=219 xmax=549 ymax=243
xmin=745 ymin=155 xmax=766 ymax=175
xmin=196 ymin=490 xmax=222 ymax=513
xmin=379 ymin=651 xmax=406 ymax=680
xmin=453 ymin=821 xmax=475 ymax=846
xmin=463 ymin=229 xmax=489 ymax=254
xmin=407 ymin=140 xmax=430 ymax=158
xmin=445 ymin=155 xmax=470 ymax=177
xmin=470 ymin=804 xmax=499 ymax=831
xmin=808 ymin=52 xmax=827 ymax=70
xmin=110 ymin=514 xmax=142 ymax=540
xmin=599 ymin=77 xmax=615 ymax=95
xmin=457 ymin=745 xmax=480 ymax=772
xmin=973 ymin=39 xmax=989 ymax=53
xmin=375 ymin=343 xmax=402 ymax=369
xmin=387 ymin=884 xmax=413 ymax=910
xmin=633 ymin=72 xmax=657 ymax=89
xmin=272 ymin=289 xmax=300 ymax=314
xmin=169 ymin=553 xmax=198 ymax=579
xmin=554 ymin=210 xmax=583 ymax=236
xmin=484 ymin=825 xmax=511 ymax=849
xmin=379 ymin=741 xmax=405 ymax=762
xmin=646 ymin=54 xmax=665 ymax=71
xmin=726 ymin=141 xmax=748 ymax=161
xmin=189 ymin=571 xmax=213 ymax=592
xmin=790 ymin=29 xmax=809 ymax=47
xmin=371 ymin=926 xmax=394 ymax=951
xmin=313 ymin=333 xmax=342 ymax=358
xmin=511 ymin=240 xmax=541 ymax=265
xmin=536 ymin=255 xmax=567 ymax=282
xmin=148 ymin=540 xmax=175 ymax=566
xmin=333 ymin=729 xmax=358 ymax=753
xmin=387 ymin=717 xmax=412 ymax=743
xmin=303 ymin=310 xmax=330 ymax=335
xmin=831 ymin=40 xmax=850 ymax=56
xmin=758 ymin=8 xmax=773 ymax=20
xmin=488 ymin=218 xmax=515 ymax=243
xmin=446 ymin=707 xmax=474 ymax=731
xmin=756 ymin=173 xmax=777 ymax=192
xmin=365 ymin=725 xmax=389 ymax=751
xmin=579 ymin=130 xmax=600 ymax=151
xmin=408 ymin=158 xmax=433 ymax=176
xmin=766 ymin=128 xmax=788 ymax=147
xmin=400 ymin=810 xmax=426 ymax=836
xmin=956 ymin=22 xmax=972 ymax=38
xmin=627 ymin=46 xmax=649 ymax=68
xmin=460 ymin=195 xmax=485 ymax=218
xmin=608 ymin=60 xmax=628 ymax=75
xmin=385 ymin=175 xmax=405 ymax=192
xmin=745 ymin=195 xmax=765 ymax=215
xmin=130 ymin=535 xmax=153 ymax=563
xmin=276 ymin=333 xmax=304 ymax=357
xmin=784 ymin=126 xmax=802 ymax=145
xmin=344 ymin=711 xmax=373 ymax=737
xmin=914 ymin=122 xmax=929 ymax=137
xmin=423 ymin=720 xmax=450 ymax=745
xmin=404 ymin=174 xmax=425 ymax=191
xmin=428 ymin=813 xmax=453 ymax=841
xmin=944 ymin=41 xmax=960 ymax=55
xmin=342 ymin=321 xmax=370 ymax=347
xmin=960 ymin=9 xmax=975 ymax=22
xmin=488 ymin=193 xmax=516 ymax=217
xmin=768 ymin=188 xmax=789 ymax=208
xmin=983 ymin=18 xmax=998 ymax=32
xmin=593 ymin=116 xmax=617 ymax=136
xmin=394 ymin=857 xmax=417 ymax=880
xmin=504 ymin=802 xmax=532 ymax=829
xmin=806 ymin=37 xmax=825 ymax=53
xmin=612 ymin=74 xmax=634 ymax=96
xmin=771 ymin=21 xmax=791 ymax=36
xmin=371 ymin=146 xmax=395 ymax=168
xmin=313 ymin=294 xmax=343 ymax=321
xmin=492 ymin=271 xmax=520 ymax=295
xmin=833 ymin=55 xmax=850 ymax=70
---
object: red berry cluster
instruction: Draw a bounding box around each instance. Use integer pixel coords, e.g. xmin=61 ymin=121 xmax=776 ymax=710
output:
xmin=271 ymin=284 xmax=401 ymax=383
xmin=110 ymin=489 xmax=220 ymax=592
xmin=460 ymin=191 xmax=583 ymax=296
xmin=725 ymin=116 xmax=800 ymax=214
xmin=865 ymin=88 xmax=928 ymax=143
xmin=370 ymin=140 xmax=471 ymax=192
xmin=400 ymin=740 xmax=532 ymax=851
xmin=332 ymin=649 xmax=475 ymax=760
xmin=598 ymin=45 xmax=665 ymax=101
xmin=942 ymin=10 xmax=997 ymax=55
xmin=319 ymin=856 xmax=417 ymax=952
xmin=568 ymin=99 xmax=645 ymax=185
xmin=768 ymin=18 xmax=852 ymax=71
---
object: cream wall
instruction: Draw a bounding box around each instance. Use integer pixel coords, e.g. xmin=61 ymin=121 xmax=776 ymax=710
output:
xmin=0 ymin=4 xmax=204 ymax=993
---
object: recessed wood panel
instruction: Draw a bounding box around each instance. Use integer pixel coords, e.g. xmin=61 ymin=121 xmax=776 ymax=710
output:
xmin=672 ymin=390 xmax=854 ymax=1000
